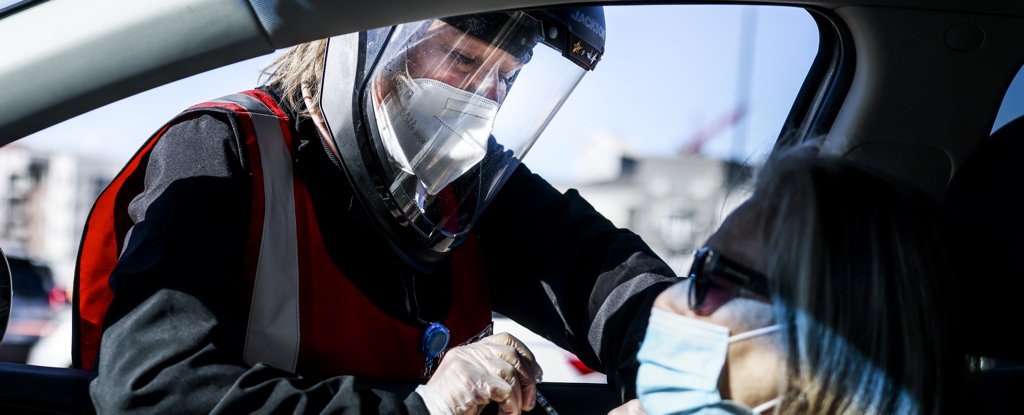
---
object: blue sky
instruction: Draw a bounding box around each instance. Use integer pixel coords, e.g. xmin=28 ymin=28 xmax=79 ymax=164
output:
xmin=531 ymin=5 xmax=818 ymax=181
xmin=994 ymin=68 xmax=1024 ymax=132
xmin=20 ymin=5 xmax=819 ymax=184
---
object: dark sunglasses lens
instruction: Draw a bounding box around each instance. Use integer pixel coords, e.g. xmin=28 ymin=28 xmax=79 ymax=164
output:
xmin=700 ymin=281 xmax=732 ymax=315
xmin=688 ymin=276 xmax=715 ymax=315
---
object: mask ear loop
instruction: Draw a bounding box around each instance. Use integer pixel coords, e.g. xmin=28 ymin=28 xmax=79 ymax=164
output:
xmin=395 ymin=50 xmax=417 ymax=97
xmin=728 ymin=324 xmax=783 ymax=413
xmin=396 ymin=23 xmax=442 ymax=96
xmin=750 ymin=397 xmax=781 ymax=414
xmin=728 ymin=324 xmax=781 ymax=343
xmin=373 ymin=24 xmax=427 ymax=108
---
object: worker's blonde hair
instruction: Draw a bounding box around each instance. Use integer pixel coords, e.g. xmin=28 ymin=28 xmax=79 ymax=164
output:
xmin=262 ymin=39 xmax=328 ymax=119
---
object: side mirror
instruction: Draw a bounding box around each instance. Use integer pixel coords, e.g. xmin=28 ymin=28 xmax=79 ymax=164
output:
xmin=0 ymin=247 xmax=10 ymax=343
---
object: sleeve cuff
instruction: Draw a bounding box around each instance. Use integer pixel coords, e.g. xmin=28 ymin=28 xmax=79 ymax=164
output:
xmin=414 ymin=384 xmax=453 ymax=415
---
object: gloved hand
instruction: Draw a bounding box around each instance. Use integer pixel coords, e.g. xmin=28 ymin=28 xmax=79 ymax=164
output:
xmin=416 ymin=332 xmax=543 ymax=415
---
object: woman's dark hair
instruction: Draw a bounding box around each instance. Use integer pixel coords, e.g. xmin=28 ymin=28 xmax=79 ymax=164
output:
xmin=752 ymin=146 xmax=955 ymax=414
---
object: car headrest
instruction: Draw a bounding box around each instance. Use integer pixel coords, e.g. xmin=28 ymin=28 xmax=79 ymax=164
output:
xmin=941 ymin=116 xmax=1024 ymax=361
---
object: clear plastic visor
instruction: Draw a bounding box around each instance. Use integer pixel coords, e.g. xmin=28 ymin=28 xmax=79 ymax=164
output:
xmin=365 ymin=13 xmax=586 ymax=245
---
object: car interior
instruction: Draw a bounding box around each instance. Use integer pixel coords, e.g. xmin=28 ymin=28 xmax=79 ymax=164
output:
xmin=2 ymin=0 xmax=1024 ymax=413
xmin=941 ymin=114 xmax=1024 ymax=414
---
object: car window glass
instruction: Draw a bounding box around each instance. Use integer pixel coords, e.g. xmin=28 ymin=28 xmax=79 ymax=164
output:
xmin=993 ymin=64 xmax=1024 ymax=133
xmin=510 ymin=4 xmax=819 ymax=383
xmin=1 ymin=5 xmax=820 ymax=379
xmin=530 ymin=5 xmax=818 ymax=274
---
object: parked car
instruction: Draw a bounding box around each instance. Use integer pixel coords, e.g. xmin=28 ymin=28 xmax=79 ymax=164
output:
xmin=2 ymin=0 xmax=1024 ymax=414
xmin=0 ymin=255 xmax=64 ymax=363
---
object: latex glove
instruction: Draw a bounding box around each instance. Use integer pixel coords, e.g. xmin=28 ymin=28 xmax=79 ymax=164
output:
xmin=608 ymin=399 xmax=647 ymax=415
xmin=418 ymin=332 xmax=543 ymax=415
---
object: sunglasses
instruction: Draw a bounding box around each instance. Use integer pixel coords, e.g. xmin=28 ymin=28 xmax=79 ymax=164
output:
xmin=687 ymin=247 xmax=771 ymax=316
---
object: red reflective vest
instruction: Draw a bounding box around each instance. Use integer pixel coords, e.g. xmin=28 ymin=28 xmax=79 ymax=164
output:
xmin=76 ymin=90 xmax=492 ymax=378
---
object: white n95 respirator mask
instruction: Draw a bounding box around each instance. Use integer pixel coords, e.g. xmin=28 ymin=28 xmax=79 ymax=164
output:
xmin=374 ymin=73 xmax=499 ymax=196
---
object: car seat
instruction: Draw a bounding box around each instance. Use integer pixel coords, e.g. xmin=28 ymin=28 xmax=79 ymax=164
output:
xmin=941 ymin=115 xmax=1024 ymax=413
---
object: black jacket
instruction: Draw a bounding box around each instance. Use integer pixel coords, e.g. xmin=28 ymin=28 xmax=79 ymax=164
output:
xmin=88 ymin=87 xmax=674 ymax=414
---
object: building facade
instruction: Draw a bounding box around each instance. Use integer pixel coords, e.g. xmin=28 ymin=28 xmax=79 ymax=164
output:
xmin=557 ymin=135 xmax=754 ymax=275
xmin=0 ymin=145 xmax=118 ymax=288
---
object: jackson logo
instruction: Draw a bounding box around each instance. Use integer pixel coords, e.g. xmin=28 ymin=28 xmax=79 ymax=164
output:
xmin=570 ymin=9 xmax=606 ymax=40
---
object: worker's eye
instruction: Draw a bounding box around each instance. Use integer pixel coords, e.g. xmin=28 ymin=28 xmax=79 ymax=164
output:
xmin=449 ymin=51 xmax=478 ymax=72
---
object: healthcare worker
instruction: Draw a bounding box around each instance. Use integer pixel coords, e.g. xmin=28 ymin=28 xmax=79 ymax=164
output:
xmin=75 ymin=7 xmax=675 ymax=414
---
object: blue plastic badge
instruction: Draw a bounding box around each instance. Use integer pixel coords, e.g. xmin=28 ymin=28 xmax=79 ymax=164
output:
xmin=420 ymin=322 xmax=450 ymax=359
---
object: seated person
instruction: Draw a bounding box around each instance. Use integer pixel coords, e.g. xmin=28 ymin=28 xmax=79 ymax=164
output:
xmin=617 ymin=147 xmax=961 ymax=414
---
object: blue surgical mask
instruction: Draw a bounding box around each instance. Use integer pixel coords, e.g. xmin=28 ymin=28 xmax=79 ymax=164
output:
xmin=636 ymin=308 xmax=781 ymax=415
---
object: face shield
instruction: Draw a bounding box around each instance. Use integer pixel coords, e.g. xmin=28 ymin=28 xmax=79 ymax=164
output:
xmin=322 ymin=8 xmax=605 ymax=269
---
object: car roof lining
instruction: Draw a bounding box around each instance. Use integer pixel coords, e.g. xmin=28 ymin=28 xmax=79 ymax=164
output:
xmin=0 ymin=0 xmax=271 ymax=142
xmin=820 ymin=5 xmax=1024 ymax=199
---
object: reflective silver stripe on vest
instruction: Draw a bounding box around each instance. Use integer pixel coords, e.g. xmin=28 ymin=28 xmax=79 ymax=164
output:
xmin=214 ymin=94 xmax=300 ymax=372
